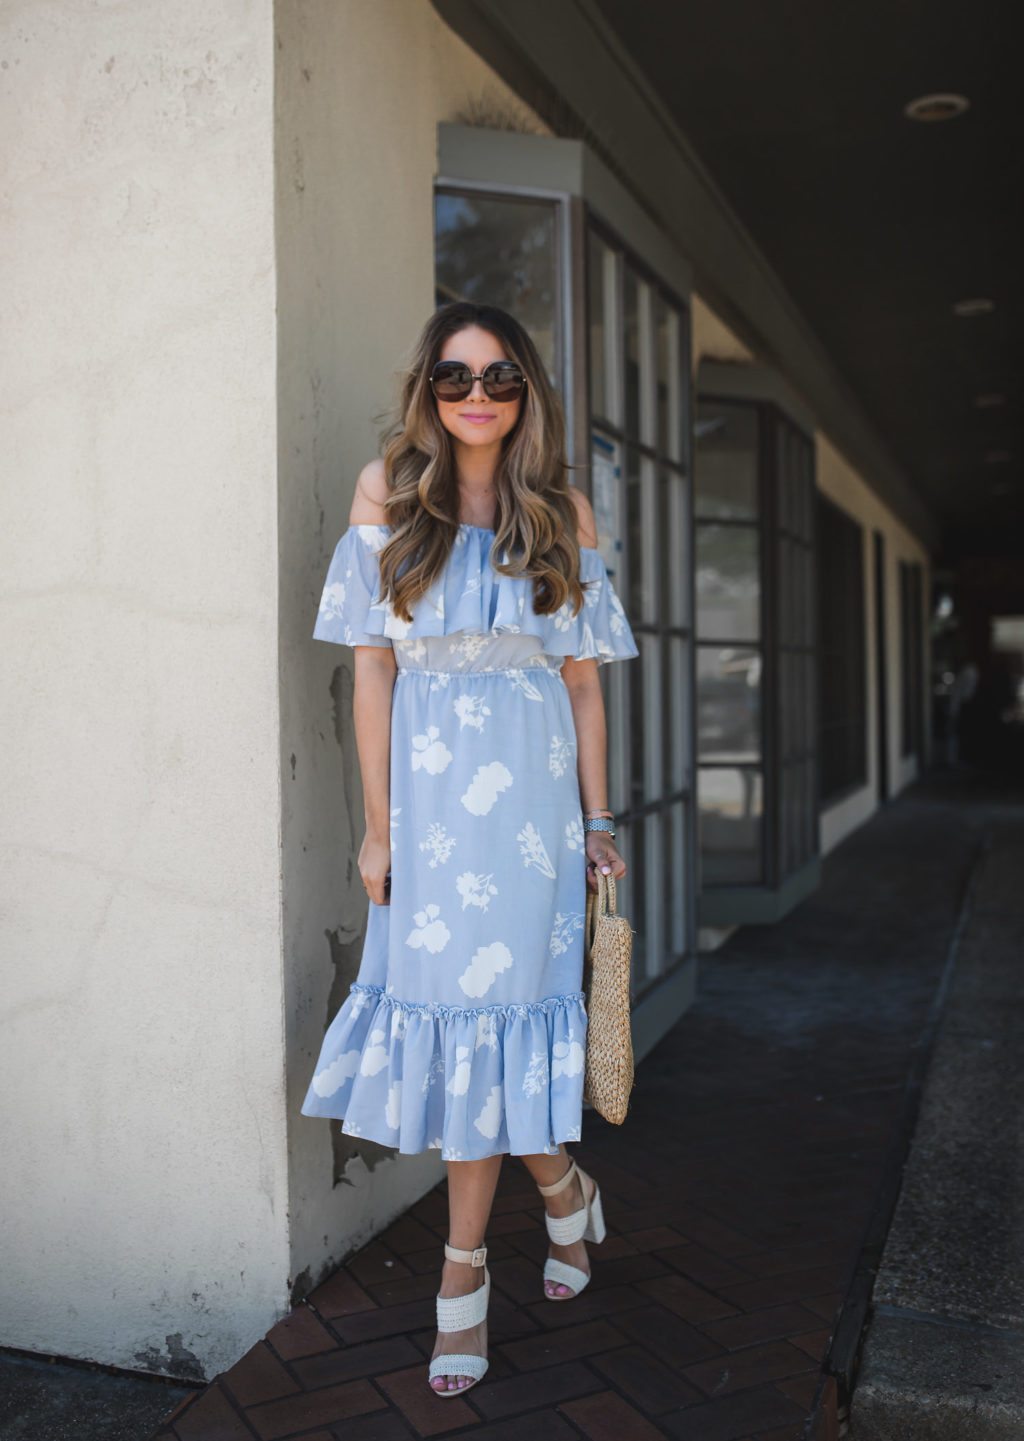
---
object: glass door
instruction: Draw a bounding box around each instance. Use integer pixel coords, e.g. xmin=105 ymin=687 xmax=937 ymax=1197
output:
xmin=587 ymin=225 xmax=694 ymax=995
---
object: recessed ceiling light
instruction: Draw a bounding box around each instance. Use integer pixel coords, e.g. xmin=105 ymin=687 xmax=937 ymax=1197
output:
xmin=953 ymin=297 xmax=995 ymax=317
xmin=974 ymin=392 xmax=1006 ymax=408
xmin=904 ymin=93 xmax=970 ymax=122
xmin=984 ymin=449 xmax=1011 ymax=465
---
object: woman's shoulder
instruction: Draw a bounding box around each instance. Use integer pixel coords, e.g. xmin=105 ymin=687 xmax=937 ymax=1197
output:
xmin=567 ymin=486 xmax=598 ymax=549
xmin=349 ymin=458 xmax=390 ymax=526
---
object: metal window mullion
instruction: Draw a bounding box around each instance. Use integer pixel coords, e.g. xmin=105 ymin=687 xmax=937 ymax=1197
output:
xmin=638 ymin=280 xmax=656 ymax=449
xmin=645 ymin=810 xmax=664 ymax=981
xmin=759 ymin=402 xmax=776 ymax=890
xmin=604 ymin=246 xmax=623 ymax=432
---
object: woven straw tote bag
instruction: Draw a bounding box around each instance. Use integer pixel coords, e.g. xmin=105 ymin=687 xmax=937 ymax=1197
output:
xmin=582 ymin=871 xmax=635 ymax=1125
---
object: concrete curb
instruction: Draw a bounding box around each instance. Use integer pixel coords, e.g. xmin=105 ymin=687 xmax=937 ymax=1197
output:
xmin=849 ymin=817 xmax=1024 ymax=1439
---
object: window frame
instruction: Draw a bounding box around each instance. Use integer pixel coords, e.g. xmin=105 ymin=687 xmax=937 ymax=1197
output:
xmin=435 ymin=122 xmax=699 ymax=1037
xmin=694 ymin=369 xmax=821 ymax=925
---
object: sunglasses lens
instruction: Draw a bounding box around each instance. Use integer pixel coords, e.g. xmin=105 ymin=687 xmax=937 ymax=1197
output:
xmin=482 ymin=363 xmax=525 ymax=401
xmin=431 ymin=362 xmax=473 ymax=400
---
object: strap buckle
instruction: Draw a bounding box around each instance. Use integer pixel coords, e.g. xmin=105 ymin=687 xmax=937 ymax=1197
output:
xmin=470 ymin=1245 xmax=487 ymax=1267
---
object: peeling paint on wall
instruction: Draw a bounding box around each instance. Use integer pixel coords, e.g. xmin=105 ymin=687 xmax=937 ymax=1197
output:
xmin=320 ymin=922 xmax=392 ymax=1183
xmin=289 ymin=1265 xmax=313 ymax=1308
xmin=132 ymin=1333 xmax=205 ymax=1383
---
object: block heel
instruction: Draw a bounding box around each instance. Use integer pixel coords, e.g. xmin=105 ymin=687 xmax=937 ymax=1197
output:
xmin=536 ymin=1158 xmax=604 ymax=1301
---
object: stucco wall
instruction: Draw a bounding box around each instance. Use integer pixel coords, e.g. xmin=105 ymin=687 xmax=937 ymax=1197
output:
xmin=0 ymin=1 xmax=284 ymax=1378
xmin=274 ymin=0 xmax=546 ymax=1298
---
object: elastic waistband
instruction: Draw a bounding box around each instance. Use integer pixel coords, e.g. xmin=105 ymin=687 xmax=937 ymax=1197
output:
xmin=396 ymin=665 xmax=564 ymax=678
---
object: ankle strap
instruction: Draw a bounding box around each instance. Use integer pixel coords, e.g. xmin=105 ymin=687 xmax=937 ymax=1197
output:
xmin=444 ymin=1242 xmax=487 ymax=1267
xmin=536 ymin=1158 xmax=577 ymax=1198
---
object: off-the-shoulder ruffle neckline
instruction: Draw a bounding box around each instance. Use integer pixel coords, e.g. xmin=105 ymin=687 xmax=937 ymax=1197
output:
xmin=350 ymin=521 xmax=600 ymax=554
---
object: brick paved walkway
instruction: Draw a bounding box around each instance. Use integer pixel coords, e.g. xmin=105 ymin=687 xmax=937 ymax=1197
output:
xmin=150 ymin=772 xmax=1002 ymax=1441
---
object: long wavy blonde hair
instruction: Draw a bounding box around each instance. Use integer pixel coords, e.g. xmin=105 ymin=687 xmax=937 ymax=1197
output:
xmin=375 ymin=302 xmax=588 ymax=624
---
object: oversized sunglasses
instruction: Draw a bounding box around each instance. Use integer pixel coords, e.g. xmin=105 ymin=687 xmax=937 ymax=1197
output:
xmin=429 ymin=359 xmax=527 ymax=403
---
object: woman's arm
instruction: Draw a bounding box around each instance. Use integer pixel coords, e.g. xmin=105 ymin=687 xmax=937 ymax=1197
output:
xmin=562 ymin=657 xmax=626 ymax=891
xmin=353 ymin=646 xmax=397 ymax=905
xmin=562 ymin=488 xmax=627 ymax=892
xmin=349 ymin=460 xmax=397 ymax=905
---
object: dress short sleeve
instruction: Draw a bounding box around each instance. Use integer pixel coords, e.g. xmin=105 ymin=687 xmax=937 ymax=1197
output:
xmin=569 ymin=548 xmax=639 ymax=665
xmin=312 ymin=525 xmax=393 ymax=648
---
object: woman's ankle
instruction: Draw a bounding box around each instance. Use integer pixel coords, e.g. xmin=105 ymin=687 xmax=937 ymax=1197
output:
xmin=543 ymin=1173 xmax=584 ymax=1218
xmin=439 ymin=1256 xmax=486 ymax=1297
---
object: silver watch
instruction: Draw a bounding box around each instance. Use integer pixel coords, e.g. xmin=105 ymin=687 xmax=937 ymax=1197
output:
xmin=583 ymin=816 xmax=616 ymax=839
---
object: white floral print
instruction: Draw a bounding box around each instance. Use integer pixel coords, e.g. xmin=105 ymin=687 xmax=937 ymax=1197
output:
xmin=474 ymin=1084 xmax=504 ymax=1139
xmin=458 ymin=941 xmax=514 ymax=998
xmin=447 ymin=1046 xmax=472 ymax=1096
xmin=523 ymin=1051 xmax=549 ymax=1098
xmin=454 ymin=694 xmax=491 ymax=731
xmin=359 ymin=1028 xmax=388 ymax=1077
xmin=549 ymin=734 xmax=572 ymax=778
xmin=549 ymin=911 xmax=584 ymax=958
xmin=517 ymin=821 xmax=557 ymax=879
xmin=421 ymin=1054 xmax=445 ymax=1096
xmin=385 ymin=1081 xmax=402 ymax=1130
xmin=474 ymin=1012 xmax=499 ymax=1051
xmin=507 ymin=669 xmax=545 ymax=701
xmin=311 ymin=1047 xmax=360 ymax=1097
xmin=411 ymin=726 xmax=452 ymax=775
xmin=319 ymin=580 xmax=348 ymax=623
xmin=456 ymin=870 xmax=498 ymax=912
xmin=303 ymin=522 xmax=640 ymax=1163
xmin=450 ymin=632 xmax=491 ymax=663
xmin=461 ymin=761 xmax=513 ymax=816
xmin=419 ymin=822 xmax=456 ymax=869
xmin=552 ymin=1029 xmax=585 ymax=1079
xmin=405 ymin=903 xmax=451 ymax=954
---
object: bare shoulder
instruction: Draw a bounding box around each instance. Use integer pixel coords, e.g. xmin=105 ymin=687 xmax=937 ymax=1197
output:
xmin=567 ymin=486 xmax=599 ymax=548
xmin=349 ymin=458 xmax=390 ymax=526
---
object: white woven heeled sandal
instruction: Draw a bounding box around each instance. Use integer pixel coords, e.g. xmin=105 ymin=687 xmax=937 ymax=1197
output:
xmin=428 ymin=1242 xmax=490 ymax=1397
xmin=537 ymin=1158 xmax=606 ymax=1300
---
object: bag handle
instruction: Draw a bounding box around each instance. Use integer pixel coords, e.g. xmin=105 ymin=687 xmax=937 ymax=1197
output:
xmin=584 ymin=870 xmax=618 ymax=956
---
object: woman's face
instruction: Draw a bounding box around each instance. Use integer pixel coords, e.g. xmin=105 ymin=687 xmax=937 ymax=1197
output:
xmin=433 ymin=325 xmax=523 ymax=453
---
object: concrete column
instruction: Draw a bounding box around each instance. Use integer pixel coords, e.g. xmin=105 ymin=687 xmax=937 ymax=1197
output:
xmin=0 ymin=0 xmax=285 ymax=1379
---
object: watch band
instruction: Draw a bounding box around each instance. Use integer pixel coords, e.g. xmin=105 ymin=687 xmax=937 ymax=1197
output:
xmin=583 ymin=816 xmax=616 ymax=838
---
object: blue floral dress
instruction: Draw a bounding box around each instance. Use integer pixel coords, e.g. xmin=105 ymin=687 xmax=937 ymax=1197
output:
xmin=301 ymin=522 xmax=638 ymax=1160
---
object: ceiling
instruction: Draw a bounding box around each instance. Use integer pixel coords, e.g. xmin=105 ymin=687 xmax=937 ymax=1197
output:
xmin=591 ymin=0 xmax=1023 ymax=563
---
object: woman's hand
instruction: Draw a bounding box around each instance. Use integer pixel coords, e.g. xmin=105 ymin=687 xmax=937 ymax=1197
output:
xmin=585 ymin=831 xmax=626 ymax=893
xmin=358 ymin=832 xmax=392 ymax=906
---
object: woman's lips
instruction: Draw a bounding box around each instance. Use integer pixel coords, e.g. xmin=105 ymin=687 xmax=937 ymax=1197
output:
xmin=461 ymin=413 xmax=496 ymax=424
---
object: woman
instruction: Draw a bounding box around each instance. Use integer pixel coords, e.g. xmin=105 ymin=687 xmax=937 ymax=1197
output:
xmin=302 ymin=301 xmax=638 ymax=1396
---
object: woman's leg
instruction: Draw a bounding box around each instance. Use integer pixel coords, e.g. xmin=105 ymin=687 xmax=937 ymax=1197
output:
xmin=430 ymin=1154 xmax=503 ymax=1394
xmin=519 ymin=1146 xmax=594 ymax=1298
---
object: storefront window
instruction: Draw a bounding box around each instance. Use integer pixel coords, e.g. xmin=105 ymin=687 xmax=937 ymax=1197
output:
xmin=435 ymin=191 xmax=559 ymax=381
xmin=695 ymin=388 xmax=818 ymax=918
xmin=587 ymin=226 xmax=692 ymax=992
xmin=435 ymin=130 xmax=696 ymax=1034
